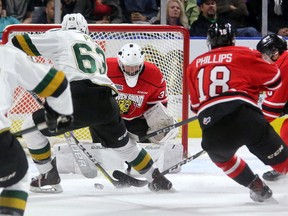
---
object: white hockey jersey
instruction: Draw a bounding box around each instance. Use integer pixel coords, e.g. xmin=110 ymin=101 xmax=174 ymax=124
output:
xmin=0 ymin=45 xmax=72 ymax=130
xmin=9 ymin=29 xmax=117 ymax=94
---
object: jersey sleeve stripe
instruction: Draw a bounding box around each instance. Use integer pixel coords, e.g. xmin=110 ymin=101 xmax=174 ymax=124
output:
xmin=33 ymin=68 xmax=67 ymax=97
xmin=12 ymin=34 xmax=41 ymax=56
xmin=264 ymin=70 xmax=282 ymax=90
xmin=261 ymin=103 xmax=283 ymax=115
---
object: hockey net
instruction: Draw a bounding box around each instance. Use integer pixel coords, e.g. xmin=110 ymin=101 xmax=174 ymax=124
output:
xmin=2 ymin=24 xmax=190 ymax=156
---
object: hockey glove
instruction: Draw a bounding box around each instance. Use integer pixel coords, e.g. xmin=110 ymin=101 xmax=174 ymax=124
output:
xmin=144 ymin=102 xmax=179 ymax=144
xmin=44 ymin=101 xmax=73 ymax=133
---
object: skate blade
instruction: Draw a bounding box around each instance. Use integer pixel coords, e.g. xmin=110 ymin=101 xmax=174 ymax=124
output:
xmin=264 ymin=196 xmax=278 ymax=204
xmin=263 ymin=175 xmax=285 ymax=182
xmin=30 ymin=184 xmax=63 ymax=193
xmin=152 ymin=187 xmax=177 ymax=194
xmin=251 ymin=196 xmax=278 ymax=204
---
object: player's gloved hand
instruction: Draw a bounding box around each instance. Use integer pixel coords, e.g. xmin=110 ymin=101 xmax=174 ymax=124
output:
xmin=44 ymin=101 xmax=73 ymax=133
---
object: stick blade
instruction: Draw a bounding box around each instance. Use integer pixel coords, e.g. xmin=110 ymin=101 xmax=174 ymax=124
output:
xmin=113 ymin=170 xmax=148 ymax=187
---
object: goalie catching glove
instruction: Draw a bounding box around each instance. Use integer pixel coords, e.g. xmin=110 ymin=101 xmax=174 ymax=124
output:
xmin=144 ymin=102 xmax=179 ymax=144
xmin=44 ymin=101 xmax=73 ymax=133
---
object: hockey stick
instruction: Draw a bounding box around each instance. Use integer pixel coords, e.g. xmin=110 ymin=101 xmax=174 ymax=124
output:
xmin=138 ymin=116 xmax=198 ymax=142
xmin=25 ymin=91 xmax=97 ymax=179
xmin=63 ymin=132 xmax=98 ymax=179
xmin=66 ymin=131 xmax=148 ymax=188
xmin=113 ymin=149 xmax=206 ymax=186
xmin=13 ymin=122 xmax=47 ymax=137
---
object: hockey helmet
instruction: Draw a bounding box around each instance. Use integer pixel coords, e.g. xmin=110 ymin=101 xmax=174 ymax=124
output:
xmin=256 ymin=34 xmax=287 ymax=61
xmin=61 ymin=13 xmax=89 ymax=34
xmin=207 ymin=22 xmax=235 ymax=50
xmin=117 ymin=43 xmax=145 ymax=88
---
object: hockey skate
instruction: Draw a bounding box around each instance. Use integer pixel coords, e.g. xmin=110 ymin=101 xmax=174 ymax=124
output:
xmin=30 ymin=158 xmax=63 ymax=193
xmin=148 ymin=168 xmax=172 ymax=191
xmin=262 ymin=170 xmax=284 ymax=181
xmin=248 ymin=175 xmax=272 ymax=202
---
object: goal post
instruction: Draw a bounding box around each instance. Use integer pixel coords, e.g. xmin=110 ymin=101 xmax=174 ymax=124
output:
xmin=2 ymin=24 xmax=190 ymax=157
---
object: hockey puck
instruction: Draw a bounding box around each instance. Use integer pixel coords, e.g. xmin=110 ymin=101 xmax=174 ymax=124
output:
xmin=94 ymin=183 xmax=104 ymax=190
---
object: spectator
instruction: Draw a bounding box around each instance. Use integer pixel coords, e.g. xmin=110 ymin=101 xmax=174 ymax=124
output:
xmin=216 ymin=0 xmax=261 ymax=37
xmin=35 ymin=0 xmax=55 ymax=24
xmin=3 ymin=0 xmax=34 ymax=23
xmin=266 ymin=0 xmax=288 ymax=36
xmin=190 ymin=0 xmax=217 ymax=36
xmin=245 ymin=0 xmax=288 ymax=37
xmin=167 ymin=0 xmax=189 ymax=29
xmin=61 ymin=0 xmax=76 ymax=18
xmin=73 ymin=0 xmax=123 ymax=24
xmin=34 ymin=0 xmax=47 ymax=6
xmin=182 ymin=0 xmax=199 ymax=27
xmin=190 ymin=0 xmax=261 ymax=37
xmin=245 ymin=0 xmax=261 ymax=32
xmin=156 ymin=0 xmax=160 ymax=7
xmin=120 ymin=0 xmax=159 ymax=24
xmin=32 ymin=0 xmax=47 ymax=23
xmin=0 ymin=0 xmax=20 ymax=40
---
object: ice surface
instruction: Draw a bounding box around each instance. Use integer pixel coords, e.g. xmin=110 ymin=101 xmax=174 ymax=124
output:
xmin=22 ymin=139 xmax=288 ymax=216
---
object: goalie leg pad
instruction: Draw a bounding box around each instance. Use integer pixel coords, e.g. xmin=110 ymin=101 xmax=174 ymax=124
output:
xmin=127 ymin=141 xmax=183 ymax=176
xmin=54 ymin=142 xmax=124 ymax=173
xmin=0 ymin=131 xmax=28 ymax=187
xmin=157 ymin=141 xmax=183 ymax=173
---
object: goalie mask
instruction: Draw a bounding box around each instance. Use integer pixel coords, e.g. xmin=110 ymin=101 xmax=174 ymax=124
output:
xmin=117 ymin=43 xmax=145 ymax=88
xmin=61 ymin=13 xmax=89 ymax=34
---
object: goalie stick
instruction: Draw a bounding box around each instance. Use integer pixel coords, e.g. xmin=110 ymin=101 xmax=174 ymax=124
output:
xmin=63 ymin=132 xmax=98 ymax=179
xmin=138 ymin=116 xmax=198 ymax=142
xmin=113 ymin=149 xmax=206 ymax=186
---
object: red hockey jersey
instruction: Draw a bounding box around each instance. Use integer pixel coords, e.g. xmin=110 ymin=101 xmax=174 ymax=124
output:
xmin=107 ymin=58 xmax=168 ymax=120
xmin=187 ymin=46 xmax=281 ymax=115
xmin=262 ymin=51 xmax=288 ymax=122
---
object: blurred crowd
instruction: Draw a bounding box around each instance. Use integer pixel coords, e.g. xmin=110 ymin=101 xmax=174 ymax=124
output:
xmin=1 ymin=0 xmax=288 ymax=39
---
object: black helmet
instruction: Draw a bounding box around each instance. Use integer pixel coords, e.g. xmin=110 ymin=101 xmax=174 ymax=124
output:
xmin=207 ymin=22 xmax=235 ymax=49
xmin=256 ymin=34 xmax=287 ymax=57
